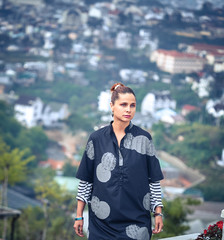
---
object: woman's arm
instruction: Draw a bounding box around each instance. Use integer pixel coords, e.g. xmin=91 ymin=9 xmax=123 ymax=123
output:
xmin=149 ymin=181 xmax=164 ymax=234
xmin=74 ymin=180 xmax=93 ymax=237
xmin=74 ymin=200 xmax=86 ymax=237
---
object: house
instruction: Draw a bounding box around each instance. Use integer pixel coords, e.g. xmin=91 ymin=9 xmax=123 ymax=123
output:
xmin=181 ymin=104 xmax=201 ymax=116
xmin=116 ymin=31 xmax=131 ymax=49
xmin=191 ymin=75 xmax=214 ymax=98
xmin=14 ymin=96 xmax=69 ymax=128
xmin=206 ymin=97 xmax=224 ymax=118
xmin=41 ymin=102 xmax=69 ymax=128
xmin=154 ymin=108 xmax=185 ymax=125
xmin=150 ymin=49 xmax=205 ymax=74
xmin=141 ymin=91 xmax=176 ymax=115
xmin=119 ymin=69 xmax=147 ymax=83
xmin=8 ymin=0 xmax=44 ymax=6
xmin=14 ymin=96 xmax=43 ymax=128
xmin=186 ymin=43 xmax=224 ymax=72
xmin=98 ymin=90 xmax=111 ymax=112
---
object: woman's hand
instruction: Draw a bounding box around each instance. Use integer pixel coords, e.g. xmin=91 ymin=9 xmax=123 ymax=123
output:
xmin=152 ymin=215 xmax=163 ymax=234
xmin=74 ymin=219 xmax=84 ymax=237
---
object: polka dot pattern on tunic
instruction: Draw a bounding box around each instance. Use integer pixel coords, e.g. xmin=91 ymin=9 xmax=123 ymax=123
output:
xmin=86 ymin=140 xmax=94 ymax=160
xmin=124 ymin=133 xmax=156 ymax=156
xmin=96 ymin=152 xmax=116 ymax=183
xmin=126 ymin=225 xmax=149 ymax=240
xmin=91 ymin=196 xmax=110 ymax=220
xmin=143 ymin=193 xmax=151 ymax=211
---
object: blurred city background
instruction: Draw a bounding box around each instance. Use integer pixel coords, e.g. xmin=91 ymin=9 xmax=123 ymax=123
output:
xmin=0 ymin=0 xmax=224 ymax=239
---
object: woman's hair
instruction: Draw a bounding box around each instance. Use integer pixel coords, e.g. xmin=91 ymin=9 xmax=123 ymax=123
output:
xmin=110 ymin=83 xmax=136 ymax=104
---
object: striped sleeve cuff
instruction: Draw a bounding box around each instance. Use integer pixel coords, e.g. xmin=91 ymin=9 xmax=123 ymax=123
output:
xmin=76 ymin=180 xmax=93 ymax=203
xmin=149 ymin=181 xmax=163 ymax=212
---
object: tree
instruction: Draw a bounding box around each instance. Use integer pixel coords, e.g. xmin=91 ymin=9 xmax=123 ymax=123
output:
xmin=62 ymin=162 xmax=78 ymax=177
xmin=0 ymin=139 xmax=34 ymax=239
xmin=152 ymin=198 xmax=192 ymax=239
xmin=35 ymin=177 xmax=73 ymax=240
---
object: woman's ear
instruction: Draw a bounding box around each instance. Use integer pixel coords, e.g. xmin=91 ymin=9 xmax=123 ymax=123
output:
xmin=110 ymin=102 xmax=114 ymax=112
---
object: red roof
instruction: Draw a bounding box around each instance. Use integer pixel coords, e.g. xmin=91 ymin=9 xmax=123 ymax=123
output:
xmin=157 ymin=49 xmax=201 ymax=59
xmin=182 ymin=104 xmax=200 ymax=111
xmin=39 ymin=159 xmax=65 ymax=170
xmin=192 ymin=43 xmax=224 ymax=52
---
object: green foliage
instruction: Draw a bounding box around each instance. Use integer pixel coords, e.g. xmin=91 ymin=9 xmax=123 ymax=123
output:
xmin=15 ymin=127 xmax=48 ymax=162
xmin=62 ymin=162 xmax=78 ymax=177
xmin=152 ymin=198 xmax=191 ymax=239
xmin=170 ymin=83 xmax=200 ymax=109
xmin=16 ymin=206 xmax=45 ymax=239
xmin=0 ymin=139 xmax=34 ymax=186
xmin=0 ymin=101 xmax=48 ymax=163
xmin=153 ymin=123 xmax=224 ymax=168
xmin=198 ymin=167 xmax=224 ymax=201
xmin=66 ymin=113 xmax=93 ymax=133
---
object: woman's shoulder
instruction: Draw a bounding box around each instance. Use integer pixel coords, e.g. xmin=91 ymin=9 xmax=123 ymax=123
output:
xmin=89 ymin=124 xmax=110 ymax=140
xmin=132 ymin=124 xmax=152 ymax=140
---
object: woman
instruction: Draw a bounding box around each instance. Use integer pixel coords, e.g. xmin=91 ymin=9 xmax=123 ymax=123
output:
xmin=74 ymin=83 xmax=164 ymax=240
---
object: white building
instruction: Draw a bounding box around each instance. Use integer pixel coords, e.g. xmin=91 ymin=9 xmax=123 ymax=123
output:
xmin=42 ymin=102 xmax=69 ymax=127
xmin=206 ymin=98 xmax=224 ymax=119
xmin=14 ymin=96 xmax=69 ymax=128
xmin=98 ymin=91 xmax=111 ymax=112
xmin=116 ymin=31 xmax=131 ymax=49
xmin=150 ymin=49 xmax=205 ymax=74
xmin=14 ymin=96 xmax=43 ymax=128
xmin=141 ymin=91 xmax=176 ymax=115
xmin=191 ymin=76 xmax=214 ymax=98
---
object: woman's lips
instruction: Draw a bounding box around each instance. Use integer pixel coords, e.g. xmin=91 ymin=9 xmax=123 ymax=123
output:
xmin=124 ymin=115 xmax=131 ymax=118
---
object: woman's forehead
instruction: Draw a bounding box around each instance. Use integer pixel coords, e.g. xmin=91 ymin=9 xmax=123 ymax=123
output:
xmin=117 ymin=93 xmax=136 ymax=102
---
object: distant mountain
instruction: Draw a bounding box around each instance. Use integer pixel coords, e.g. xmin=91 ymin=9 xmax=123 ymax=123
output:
xmin=158 ymin=0 xmax=224 ymax=10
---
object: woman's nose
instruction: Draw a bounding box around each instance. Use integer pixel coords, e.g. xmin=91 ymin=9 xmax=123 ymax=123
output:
xmin=126 ymin=106 xmax=131 ymax=112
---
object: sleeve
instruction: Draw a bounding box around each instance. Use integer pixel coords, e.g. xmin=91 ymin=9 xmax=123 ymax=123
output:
xmin=76 ymin=180 xmax=93 ymax=203
xmin=76 ymin=136 xmax=95 ymax=183
xmin=147 ymin=138 xmax=164 ymax=182
xmin=149 ymin=181 xmax=163 ymax=212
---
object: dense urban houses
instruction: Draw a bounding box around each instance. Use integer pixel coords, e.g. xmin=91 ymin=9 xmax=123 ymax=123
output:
xmin=150 ymin=49 xmax=205 ymax=74
xmin=186 ymin=43 xmax=224 ymax=72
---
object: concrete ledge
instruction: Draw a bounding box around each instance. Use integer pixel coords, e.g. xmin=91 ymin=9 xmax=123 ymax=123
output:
xmin=158 ymin=233 xmax=200 ymax=240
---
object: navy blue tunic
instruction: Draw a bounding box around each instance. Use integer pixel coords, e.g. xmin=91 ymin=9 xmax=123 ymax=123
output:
xmin=76 ymin=122 xmax=164 ymax=240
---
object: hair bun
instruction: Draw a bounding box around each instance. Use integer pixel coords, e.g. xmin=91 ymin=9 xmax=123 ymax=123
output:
xmin=111 ymin=83 xmax=125 ymax=92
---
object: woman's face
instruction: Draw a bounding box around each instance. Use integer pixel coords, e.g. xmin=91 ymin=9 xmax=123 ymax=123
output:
xmin=110 ymin=93 xmax=136 ymax=123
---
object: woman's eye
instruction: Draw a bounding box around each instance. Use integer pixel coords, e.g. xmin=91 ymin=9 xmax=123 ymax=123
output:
xmin=131 ymin=104 xmax=136 ymax=108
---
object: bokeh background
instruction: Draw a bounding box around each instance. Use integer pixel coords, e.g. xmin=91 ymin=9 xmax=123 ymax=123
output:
xmin=0 ymin=0 xmax=224 ymax=239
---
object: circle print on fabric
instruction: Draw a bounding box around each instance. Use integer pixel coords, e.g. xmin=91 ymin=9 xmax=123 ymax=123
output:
xmin=96 ymin=163 xmax=111 ymax=182
xmin=101 ymin=152 xmax=116 ymax=171
xmin=143 ymin=193 xmax=151 ymax=211
xmin=91 ymin=196 xmax=100 ymax=213
xmin=136 ymin=227 xmax=149 ymax=240
xmin=95 ymin=201 xmax=110 ymax=220
xmin=126 ymin=224 xmax=140 ymax=239
xmin=86 ymin=140 xmax=94 ymax=160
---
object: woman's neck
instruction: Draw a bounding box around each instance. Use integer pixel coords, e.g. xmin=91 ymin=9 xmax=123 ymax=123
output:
xmin=112 ymin=120 xmax=130 ymax=133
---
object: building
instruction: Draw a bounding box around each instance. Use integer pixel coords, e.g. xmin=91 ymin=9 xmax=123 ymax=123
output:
xmin=8 ymin=0 xmax=44 ymax=6
xmin=14 ymin=96 xmax=43 ymax=128
xmin=98 ymin=90 xmax=111 ymax=112
xmin=14 ymin=95 xmax=69 ymax=128
xmin=186 ymin=43 xmax=224 ymax=72
xmin=41 ymin=102 xmax=69 ymax=128
xmin=181 ymin=104 xmax=201 ymax=116
xmin=141 ymin=91 xmax=176 ymax=115
xmin=150 ymin=49 xmax=205 ymax=74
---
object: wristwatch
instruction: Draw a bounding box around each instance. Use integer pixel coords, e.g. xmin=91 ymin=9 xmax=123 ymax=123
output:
xmin=153 ymin=213 xmax=163 ymax=217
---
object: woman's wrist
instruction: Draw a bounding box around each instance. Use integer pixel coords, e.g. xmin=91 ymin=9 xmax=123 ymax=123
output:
xmin=75 ymin=217 xmax=84 ymax=221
